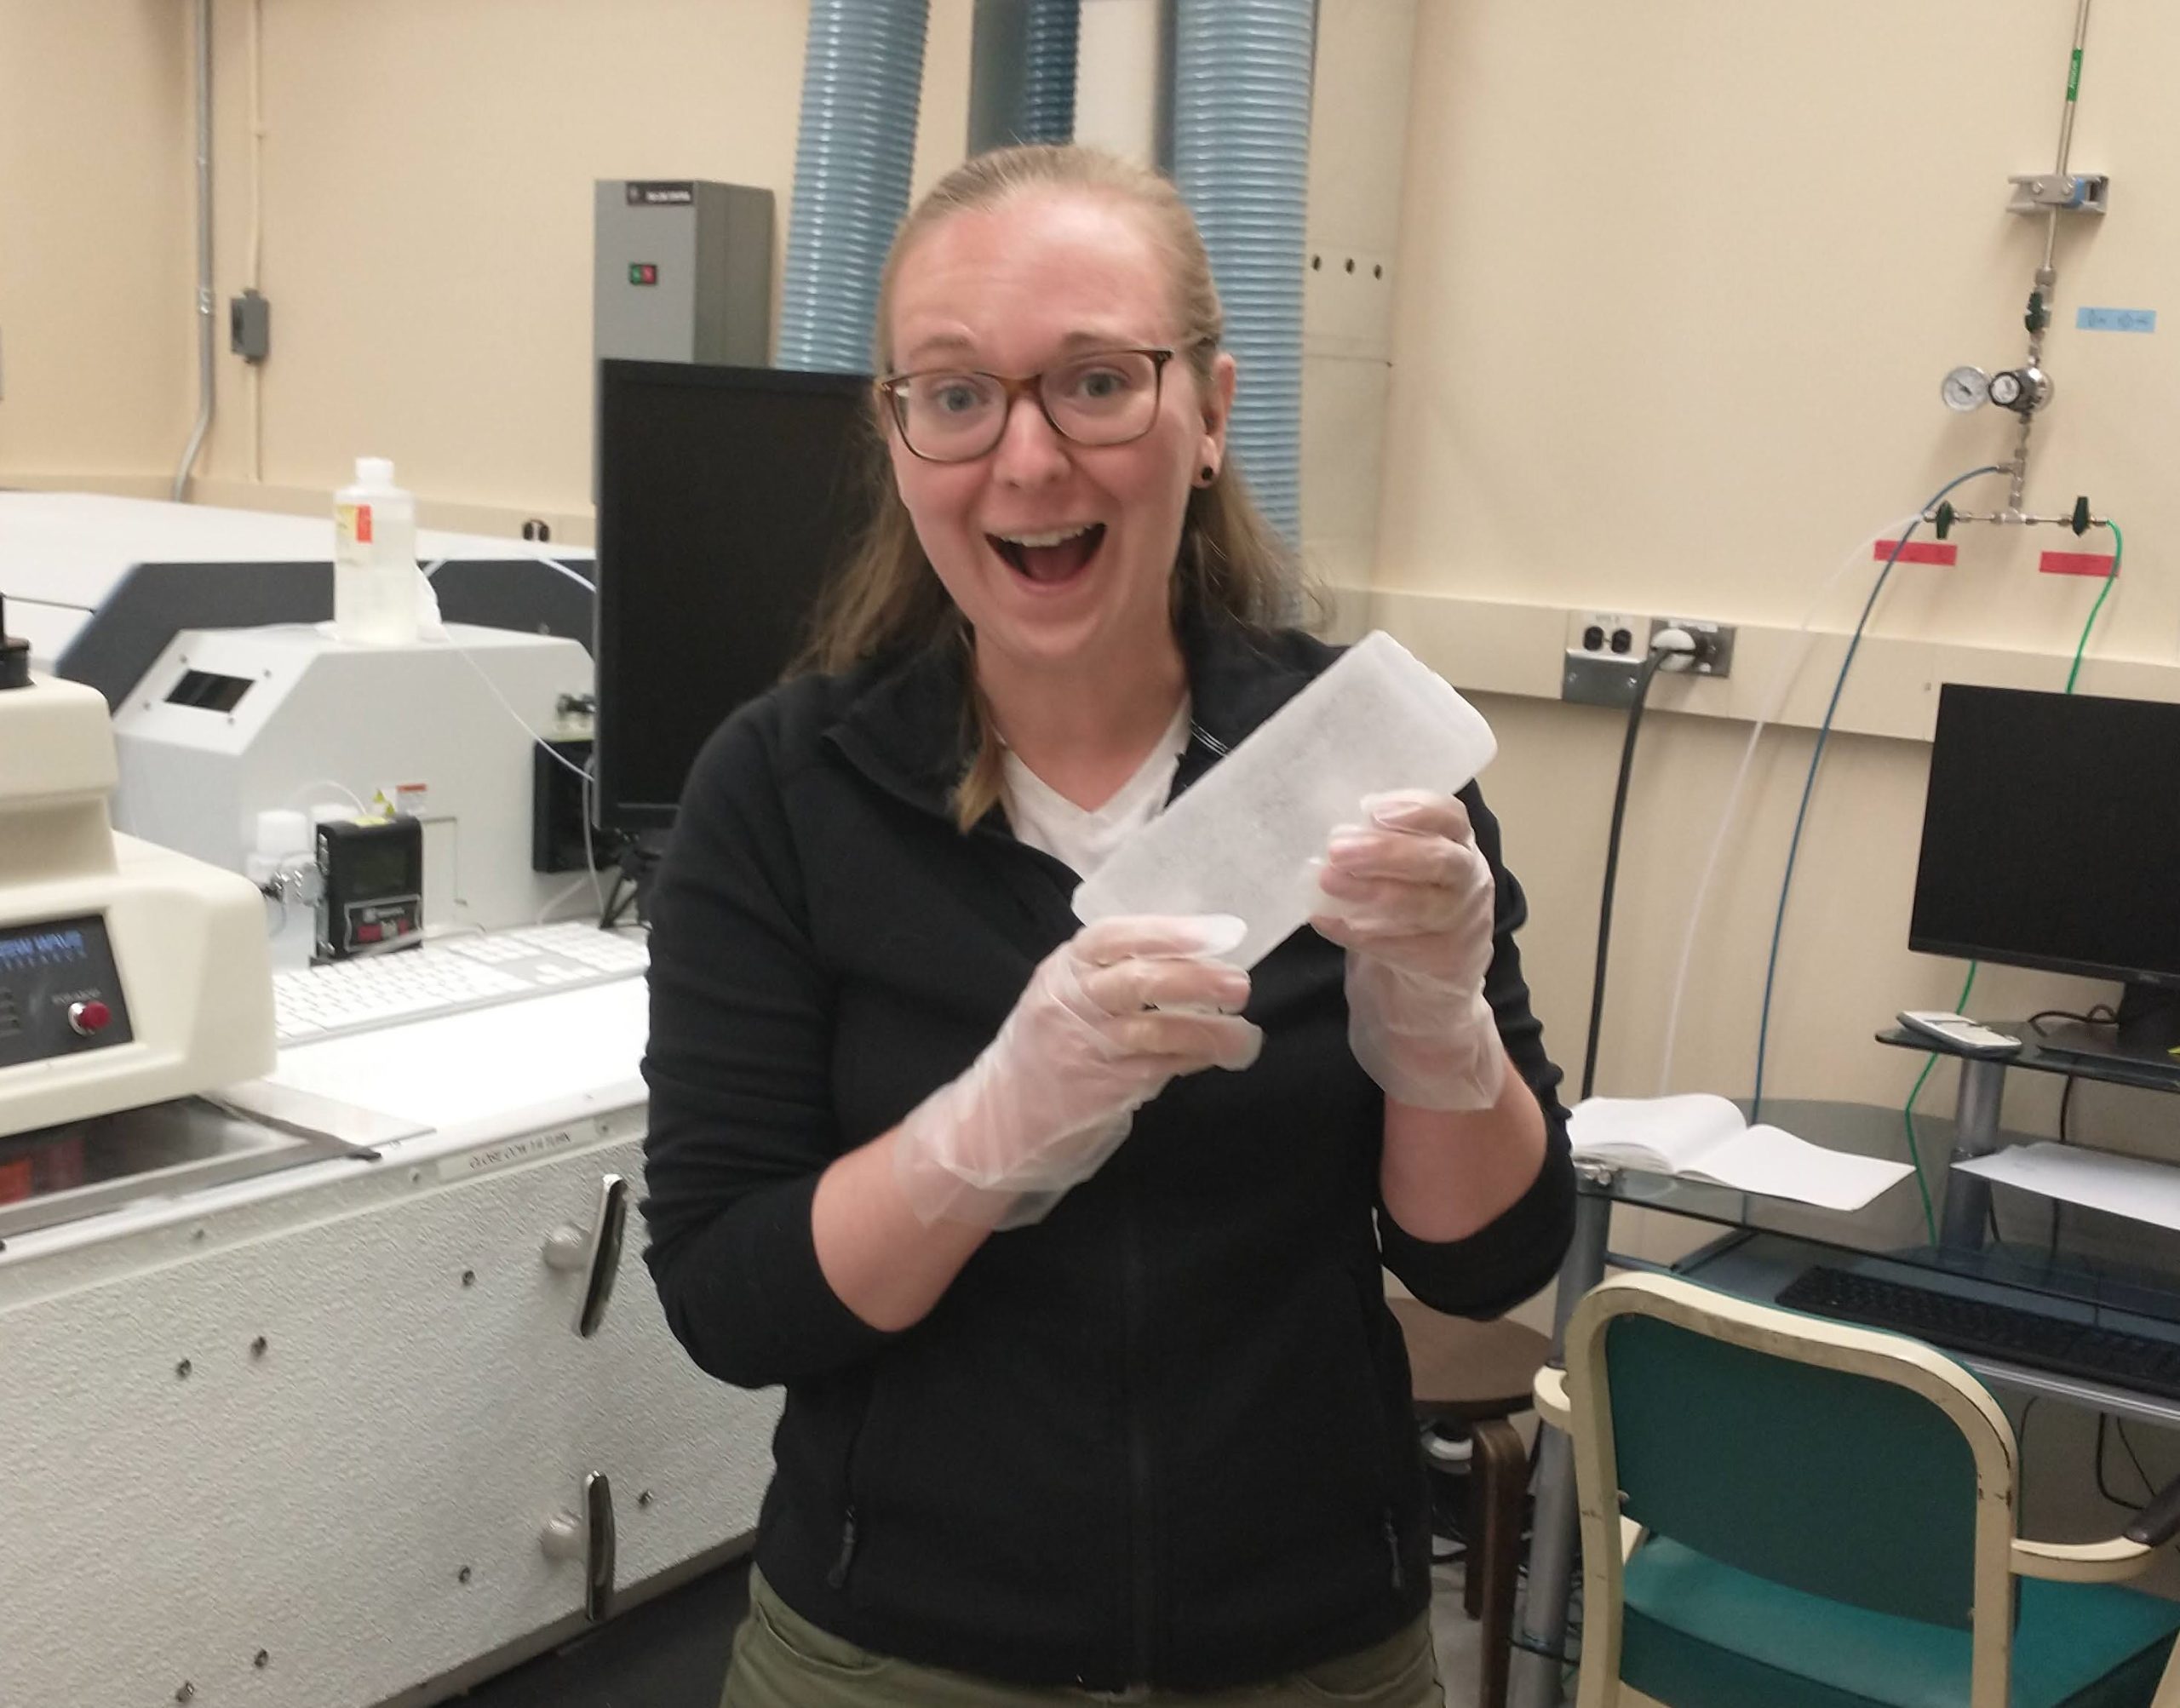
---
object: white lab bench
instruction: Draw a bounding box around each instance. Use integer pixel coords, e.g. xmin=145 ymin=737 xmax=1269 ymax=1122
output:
xmin=0 ymin=979 xmax=778 ymax=1707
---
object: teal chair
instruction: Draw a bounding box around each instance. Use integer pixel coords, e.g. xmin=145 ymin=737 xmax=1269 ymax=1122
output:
xmin=1532 ymin=1273 xmax=2180 ymax=1708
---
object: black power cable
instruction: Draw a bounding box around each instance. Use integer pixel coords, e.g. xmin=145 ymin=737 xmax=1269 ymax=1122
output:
xmin=1580 ymin=641 xmax=1687 ymax=1102
xmin=2051 ymin=1076 xmax=2077 ymax=1260
xmin=2116 ymin=1417 xmax=2159 ymax=1501
xmin=2097 ymin=1414 xmax=2135 ymax=1507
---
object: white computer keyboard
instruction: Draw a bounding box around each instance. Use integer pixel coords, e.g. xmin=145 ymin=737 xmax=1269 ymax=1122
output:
xmin=272 ymin=920 xmax=649 ymax=1045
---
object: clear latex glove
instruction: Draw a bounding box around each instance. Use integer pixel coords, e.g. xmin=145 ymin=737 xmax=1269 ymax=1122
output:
xmin=1311 ymin=790 xmax=1506 ymax=1112
xmin=893 ymin=914 xmax=1264 ymax=1229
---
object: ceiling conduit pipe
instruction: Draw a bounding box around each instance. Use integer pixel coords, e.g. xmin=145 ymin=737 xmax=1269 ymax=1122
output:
xmin=777 ymin=0 xmax=930 ymax=374
xmin=1170 ymin=0 xmax=1315 ymax=547
xmin=970 ymin=1 xmax=1080 ymax=152
xmin=1022 ymin=0 xmax=1081 ymax=145
xmin=172 ymin=0 xmax=215 ymax=502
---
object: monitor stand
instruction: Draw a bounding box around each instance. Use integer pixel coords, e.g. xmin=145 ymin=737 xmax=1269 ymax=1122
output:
xmin=2035 ymin=980 xmax=2180 ymax=1076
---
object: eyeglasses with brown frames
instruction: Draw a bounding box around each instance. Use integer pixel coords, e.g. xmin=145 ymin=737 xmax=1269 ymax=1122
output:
xmin=878 ymin=347 xmax=1176 ymax=463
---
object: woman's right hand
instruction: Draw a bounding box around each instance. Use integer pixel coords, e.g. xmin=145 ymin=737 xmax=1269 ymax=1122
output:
xmin=892 ymin=914 xmax=1262 ymax=1229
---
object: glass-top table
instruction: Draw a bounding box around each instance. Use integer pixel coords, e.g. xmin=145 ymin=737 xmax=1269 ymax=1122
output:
xmin=1592 ymin=1096 xmax=2180 ymax=1334
xmin=1513 ymin=1080 xmax=2180 ymax=1708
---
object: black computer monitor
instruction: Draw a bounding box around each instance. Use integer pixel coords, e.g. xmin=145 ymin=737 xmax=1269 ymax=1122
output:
xmin=594 ymin=359 xmax=876 ymax=830
xmin=1909 ymin=683 xmax=2180 ymax=1069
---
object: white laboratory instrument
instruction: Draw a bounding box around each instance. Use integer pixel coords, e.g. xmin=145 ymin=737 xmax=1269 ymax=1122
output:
xmin=272 ymin=920 xmax=648 ymax=1043
xmin=0 ymin=647 xmax=274 ymax=1140
xmin=0 ymin=505 xmax=777 ymax=1708
xmin=0 ymin=977 xmax=779 ymax=1708
xmin=111 ymin=622 xmax=593 ymax=938
xmin=0 ymin=490 xmax=594 ymax=673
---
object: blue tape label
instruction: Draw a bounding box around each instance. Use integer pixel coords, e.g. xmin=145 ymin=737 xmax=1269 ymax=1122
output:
xmin=2077 ymin=307 xmax=2156 ymax=333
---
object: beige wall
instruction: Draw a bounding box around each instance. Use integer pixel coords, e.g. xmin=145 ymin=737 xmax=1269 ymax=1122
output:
xmin=0 ymin=0 xmax=974 ymax=535
xmin=8 ymin=0 xmax=2168 ymax=1161
xmin=0 ymin=1 xmax=195 ymax=480
xmin=1372 ymin=0 xmax=2180 ymax=1195
xmin=8 ymin=0 xmax=2176 ymax=1547
xmin=1382 ymin=0 xmax=2173 ymax=637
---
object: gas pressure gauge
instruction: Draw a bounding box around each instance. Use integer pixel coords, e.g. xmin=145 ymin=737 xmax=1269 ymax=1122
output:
xmin=1988 ymin=366 xmax=2053 ymax=415
xmin=1940 ymin=366 xmax=1990 ymax=412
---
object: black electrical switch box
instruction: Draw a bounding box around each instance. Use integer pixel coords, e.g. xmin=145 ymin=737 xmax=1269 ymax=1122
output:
xmin=230 ymin=289 xmax=271 ymax=363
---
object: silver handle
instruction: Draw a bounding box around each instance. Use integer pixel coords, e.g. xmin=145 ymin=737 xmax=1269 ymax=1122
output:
xmin=542 ymin=1173 xmax=628 ymax=1338
xmin=540 ymin=1470 xmax=617 ymax=1624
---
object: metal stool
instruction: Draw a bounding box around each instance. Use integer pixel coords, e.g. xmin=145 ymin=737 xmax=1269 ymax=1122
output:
xmin=1387 ymin=1296 xmax=1551 ymax=1708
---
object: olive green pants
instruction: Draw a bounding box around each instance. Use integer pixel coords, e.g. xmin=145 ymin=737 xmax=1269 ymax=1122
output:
xmin=720 ymin=1568 xmax=1443 ymax=1707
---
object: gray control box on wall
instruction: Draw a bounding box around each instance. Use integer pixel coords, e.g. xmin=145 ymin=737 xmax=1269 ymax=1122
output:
xmin=594 ymin=180 xmax=774 ymax=366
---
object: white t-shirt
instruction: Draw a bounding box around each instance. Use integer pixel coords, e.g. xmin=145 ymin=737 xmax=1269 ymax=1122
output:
xmin=1001 ymin=699 xmax=1192 ymax=880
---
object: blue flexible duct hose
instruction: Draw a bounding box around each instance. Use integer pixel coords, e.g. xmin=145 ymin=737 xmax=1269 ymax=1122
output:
xmin=778 ymin=0 xmax=930 ymax=374
xmin=1171 ymin=0 xmax=1315 ymax=546
xmin=1018 ymin=0 xmax=1081 ymax=144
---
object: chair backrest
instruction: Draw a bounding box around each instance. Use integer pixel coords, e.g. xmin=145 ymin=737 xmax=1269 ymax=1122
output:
xmin=1566 ymin=1275 xmax=2018 ymax=1633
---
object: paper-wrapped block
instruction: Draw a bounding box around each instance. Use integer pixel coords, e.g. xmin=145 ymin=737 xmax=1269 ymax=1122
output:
xmin=1072 ymin=630 xmax=1497 ymax=969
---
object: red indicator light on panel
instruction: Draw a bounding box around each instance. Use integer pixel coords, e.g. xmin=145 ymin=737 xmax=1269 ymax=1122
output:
xmin=66 ymin=1000 xmax=112 ymax=1036
xmin=629 ymin=263 xmax=657 ymax=285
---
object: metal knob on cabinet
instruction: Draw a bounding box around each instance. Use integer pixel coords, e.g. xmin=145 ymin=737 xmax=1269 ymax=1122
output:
xmin=540 ymin=1470 xmax=617 ymax=1623
xmin=542 ymin=1173 xmax=628 ymax=1338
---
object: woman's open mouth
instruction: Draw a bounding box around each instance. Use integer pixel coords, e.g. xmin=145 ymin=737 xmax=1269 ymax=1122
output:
xmin=988 ymin=523 xmax=1107 ymax=587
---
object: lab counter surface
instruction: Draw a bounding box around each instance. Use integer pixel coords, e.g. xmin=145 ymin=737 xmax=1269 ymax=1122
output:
xmin=0 ymin=977 xmax=779 ymax=1708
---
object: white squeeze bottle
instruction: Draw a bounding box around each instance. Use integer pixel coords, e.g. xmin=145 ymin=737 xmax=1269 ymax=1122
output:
xmin=333 ymin=456 xmax=421 ymax=645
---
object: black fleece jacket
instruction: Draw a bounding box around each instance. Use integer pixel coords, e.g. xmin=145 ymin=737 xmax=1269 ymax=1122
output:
xmin=640 ymin=614 xmax=1575 ymax=1692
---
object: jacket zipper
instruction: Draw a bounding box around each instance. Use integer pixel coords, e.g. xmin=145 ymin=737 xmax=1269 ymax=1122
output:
xmin=829 ymin=1383 xmax=877 ymax=1591
xmin=1351 ymin=1273 xmax=1404 ymax=1593
xmin=827 ymin=1508 xmax=859 ymax=1591
xmin=1122 ymin=1206 xmax=1157 ymax=1683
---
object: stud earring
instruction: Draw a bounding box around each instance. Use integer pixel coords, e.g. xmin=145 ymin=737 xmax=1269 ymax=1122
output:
xmin=1199 ymin=465 xmax=1216 ymax=485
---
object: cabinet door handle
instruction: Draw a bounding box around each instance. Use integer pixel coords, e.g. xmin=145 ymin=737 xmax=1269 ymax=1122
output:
xmin=542 ymin=1173 xmax=629 ymax=1338
xmin=540 ymin=1470 xmax=617 ymax=1624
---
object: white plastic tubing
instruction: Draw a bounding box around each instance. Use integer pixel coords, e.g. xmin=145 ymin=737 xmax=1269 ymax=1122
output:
xmin=1652 ymin=510 xmax=1930 ymax=1094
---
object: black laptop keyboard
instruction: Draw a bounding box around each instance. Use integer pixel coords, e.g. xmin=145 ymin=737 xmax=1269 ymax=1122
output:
xmin=1776 ymin=1264 xmax=2180 ymax=1399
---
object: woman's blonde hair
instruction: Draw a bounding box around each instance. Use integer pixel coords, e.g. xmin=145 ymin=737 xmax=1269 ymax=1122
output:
xmin=798 ymin=143 xmax=1299 ymax=831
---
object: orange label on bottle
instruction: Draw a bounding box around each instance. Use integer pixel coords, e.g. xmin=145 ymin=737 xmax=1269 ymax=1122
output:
xmin=354 ymin=502 xmax=374 ymax=544
xmin=336 ymin=502 xmax=374 ymax=546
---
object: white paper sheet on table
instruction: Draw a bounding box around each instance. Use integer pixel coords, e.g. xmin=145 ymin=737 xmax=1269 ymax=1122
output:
xmin=1955 ymin=1142 xmax=2180 ymax=1233
xmin=1569 ymin=1093 xmax=1914 ymax=1212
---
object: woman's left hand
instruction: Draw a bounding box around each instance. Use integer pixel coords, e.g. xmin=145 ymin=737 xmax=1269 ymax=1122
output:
xmin=1311 ymin=788 xmax=1506 ymax=1111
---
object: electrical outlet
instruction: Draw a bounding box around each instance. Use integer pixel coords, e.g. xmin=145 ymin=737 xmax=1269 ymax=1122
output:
xmin=1649 ymin=616 xmax=1735 ymax=679
xmin=1562 ymin=609 xmax=1649 ymax=708
xmin=1564 ymin=610 xmax=1645 ymax=659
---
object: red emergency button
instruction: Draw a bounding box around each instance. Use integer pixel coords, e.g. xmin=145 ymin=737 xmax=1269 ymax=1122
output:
xmin=67 ymin=1000 xmax=112 ymax=1037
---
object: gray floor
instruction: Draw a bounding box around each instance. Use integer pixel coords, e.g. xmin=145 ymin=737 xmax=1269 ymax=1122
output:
xmin=1430 ymin=1559 xmax=1489 ymax=1707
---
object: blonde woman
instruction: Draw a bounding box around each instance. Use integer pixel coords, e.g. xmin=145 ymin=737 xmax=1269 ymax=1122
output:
xmin=642 ymin=144 xmax=1575 ymax=1706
